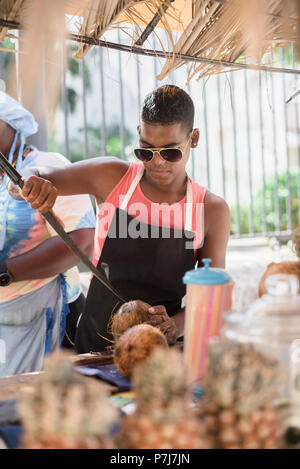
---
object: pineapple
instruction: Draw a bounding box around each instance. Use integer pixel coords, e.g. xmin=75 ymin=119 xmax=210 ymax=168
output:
xmin=18 ymin=353 xmax=118 ymax=449
xmin=118 ymin=348 xmax=210 ymax=449
xmin=197 ymin=341 xmax=284 ymax=449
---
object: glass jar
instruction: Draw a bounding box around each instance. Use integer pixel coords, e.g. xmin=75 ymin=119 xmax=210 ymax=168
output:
xmin=222 ymin=273 xmax=300 ymax=445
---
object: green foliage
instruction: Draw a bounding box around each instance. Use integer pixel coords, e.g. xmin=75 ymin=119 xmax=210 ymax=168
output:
xmin=230 ymin=170 xmax=300 ymax=235
xmin=3 ymin=37 xmax=15 ymax=51
xmin=68 ymin=48 xmax=80 ymax=76
xmin=63 ymin=123 xmax=133 ymax=162
xmin=107 ymin=135 xmax=122 ymax=157
xmin=0 ymin=38 xmax=16 ymax=77
xmin=67 ymin=88 xmax=77 ymax=113
xmin=59 ymin=44 xmax=91 ymax=114
xmin=273 ymin=45 xmax=300 ymax=67
xmin=48 ymin=130 xmax=65 ymax=155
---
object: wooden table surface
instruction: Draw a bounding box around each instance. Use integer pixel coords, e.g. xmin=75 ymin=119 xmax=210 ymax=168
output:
xmin=0 ymin=343 xmax=183 ymax=402
xmin=0 ymin=351 xmax=115 ymax=402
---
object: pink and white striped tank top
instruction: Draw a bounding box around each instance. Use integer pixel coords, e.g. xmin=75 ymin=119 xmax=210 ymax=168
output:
xmin=93 ymin=162 xmax=207 ymax=268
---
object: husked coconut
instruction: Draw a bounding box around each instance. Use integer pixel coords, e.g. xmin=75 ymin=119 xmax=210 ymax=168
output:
xmin=114 ymin=324 xmax=168 ymax=377
xmin=258 ymin=261 xmax=300 ymax=296
xmin=111 ymin=300 xmax=164 ymax=340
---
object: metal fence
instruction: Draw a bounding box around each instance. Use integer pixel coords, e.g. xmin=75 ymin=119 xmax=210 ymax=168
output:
xmin=1 ymin=31 xmax=300 ymax=241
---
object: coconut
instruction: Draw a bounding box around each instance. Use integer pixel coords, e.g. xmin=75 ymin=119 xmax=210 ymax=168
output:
xmin=114 ymin=324 xmax=168 ymax=378
xmin=258 ymin=261 xmax=300 ymax=296
xmin=110 ymin=300 xmax=151 ymax=340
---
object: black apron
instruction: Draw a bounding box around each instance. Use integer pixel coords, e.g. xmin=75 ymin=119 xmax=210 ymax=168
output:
xmin=75 ymin=169 xmax=197 ymax=353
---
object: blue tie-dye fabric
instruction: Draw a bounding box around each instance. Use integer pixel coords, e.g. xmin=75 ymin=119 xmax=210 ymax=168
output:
xmin=0 ymin=188 xmax=34 ymax=262
xmin=0 ymin=150 xmax=96 ymax=304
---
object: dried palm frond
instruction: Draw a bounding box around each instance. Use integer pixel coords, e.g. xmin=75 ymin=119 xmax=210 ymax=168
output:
xmin=0 ymin=0 xmax=298 ymax=84
xmin=157 ymin=0 xmax=220 ymax=79
xmin=17 ymin=0 xmax=67 ymax=126
xmin=73 ymin=0 xmax=178 ymax=59
xmin=158 ymin=0 xmax=299 ymax=82
xmin=295 ymin=0 xmax=300 ymax=57
xmin=73 ymin=0 xmax=144 ymax=59
xmin=0 ymin=0 xmax=26 ymax=42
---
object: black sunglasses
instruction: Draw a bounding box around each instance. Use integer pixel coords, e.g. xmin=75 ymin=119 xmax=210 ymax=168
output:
xmin=134 ymin=132 xmax=194 ymax=164
xmin=134 ymin=146 xmax=185 ymax=163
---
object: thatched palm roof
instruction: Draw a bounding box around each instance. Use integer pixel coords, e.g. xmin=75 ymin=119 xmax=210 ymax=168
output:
xmin=0 ymin=0 xmax=299 ymax=81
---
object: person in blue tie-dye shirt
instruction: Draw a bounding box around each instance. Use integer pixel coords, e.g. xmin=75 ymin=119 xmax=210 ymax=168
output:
xmin=0 ymin=92 xmax=96 ymax=376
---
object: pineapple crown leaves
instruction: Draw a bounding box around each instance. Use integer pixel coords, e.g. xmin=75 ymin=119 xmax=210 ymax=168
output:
xmin=18 ymin=352 xmax=119 ymax=439
xmin=40 ymin=353 xmax=80 ymax=386
xmin=203 ymin=341 xmax=284 ymax=414
xmin=132 ymin=348 xmax=190 ymax=412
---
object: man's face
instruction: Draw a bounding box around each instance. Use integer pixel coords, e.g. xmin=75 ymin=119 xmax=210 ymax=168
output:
xmin=137 ymin=121 xmax=199 ymax=186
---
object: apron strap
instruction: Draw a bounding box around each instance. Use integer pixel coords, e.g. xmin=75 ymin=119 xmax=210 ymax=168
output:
xmin=184 ymin=179 xmax=193 ymax=232
xmin=120 ymin=167 xmax=144 ymax=211
xmin=120 ymin=167 xmax=194 ymax=233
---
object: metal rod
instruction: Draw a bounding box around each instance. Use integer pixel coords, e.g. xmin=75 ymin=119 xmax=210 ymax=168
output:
xmin=292 ymin=42 xmax=300 ymax=226
xmin=81 ymin=57 xmax=89 ymax=159
xmin=230 ymin=72 xmax=241 ymax=236
xmin=117 ymin=29 xmax=125 ymax=160
xmin=62 ymin=42 xmax=70 ymax=159
xmin=296 ymin=92 xmax=300 ymax=227
xmin=217 ymin=74 xmax=226 ymax=199
xmin=258 ymin=72 xmax=268 ymax=234
xmin=0 ymin=18 xmax=299 ymax=75
xmin=281 ymin=48 xmax=292 ymax=232
xmin=186 ymin=71 xmax=195 ymax=180
xmin=230 ymin=230 xmax=293 ymax=240
xmin=244 ymin=69 xmax=254 ymax=235
xmin=134 ymin=0 xmax=174 ymax=46
xmin=135 ymin=25 xmax=142 ymax=146
xmin=153 ymin=34 xmax=159 ymax=88
xmin=202 ymin=81 xmax=210 ymax=190
xmin=286 ymin=87 xmax=300 ymax=104
xmin=270 ymin=70 xmax=281 ymax=233
xmin=15 ymin=29 xmax=21 ymax=100
xmin=136 ymin=49 xmax=142 ymax=111
xmin=68 ymin=35 xmax=300 ymax=76
xmin=99 ymin=47 xmax=107 ymax=155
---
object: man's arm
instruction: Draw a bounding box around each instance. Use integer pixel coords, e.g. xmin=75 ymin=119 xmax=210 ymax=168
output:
xmin=6 ymin=228 xmax=94 ymax=282
xmin=8 ymin=157 xmax=129 ymax=209
xmin=38 ymin=157 xmax=129 ymax=200
xmin=172 ymin=307 xmax=185 ymax=338
xmin=197 ymin=191 xmax=231 ymax=268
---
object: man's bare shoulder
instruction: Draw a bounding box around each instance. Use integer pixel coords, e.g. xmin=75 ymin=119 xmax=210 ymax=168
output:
xmin=203 ymin=190 xmax=230 ymax=235
xmin=203 ymin=190 xmax=227 ymax=206
xmin=96 ymin=156 xmax=129 ymax=178
xmin=91 ymin=157 xmax=130 ymax=201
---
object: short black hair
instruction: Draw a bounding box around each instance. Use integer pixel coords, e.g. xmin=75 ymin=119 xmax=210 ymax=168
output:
xmin=141 ymin=85 xmax=194 ymax=133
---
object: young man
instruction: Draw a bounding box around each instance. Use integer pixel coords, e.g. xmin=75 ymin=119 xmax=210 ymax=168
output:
xmin=11 ymin=85 xmax=230 ymax=353
xmin=0 ymin=92 xmax=96 ymax=375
